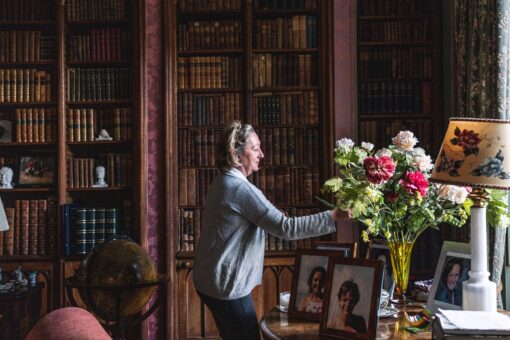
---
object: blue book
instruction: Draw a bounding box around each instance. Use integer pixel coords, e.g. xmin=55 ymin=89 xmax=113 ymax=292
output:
xmin=61 ymin=203 xmax=80 ymax=256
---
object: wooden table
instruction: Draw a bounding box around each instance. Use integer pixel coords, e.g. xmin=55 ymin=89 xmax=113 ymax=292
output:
xmin=260 ymin=302 xmax=431 ymax=339
xmin=0 ymin=284 xmax=43 ymax=340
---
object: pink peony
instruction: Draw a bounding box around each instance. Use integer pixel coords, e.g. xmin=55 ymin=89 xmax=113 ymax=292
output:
xmin=399 ymin=171 xmax=429 ymax=197
xmin=363 ymin=156 xmax=396 ymax=184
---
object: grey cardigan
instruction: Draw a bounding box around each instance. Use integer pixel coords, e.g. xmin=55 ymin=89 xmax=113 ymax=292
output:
xmin=193 ymin=169 xmax=336 ymax=300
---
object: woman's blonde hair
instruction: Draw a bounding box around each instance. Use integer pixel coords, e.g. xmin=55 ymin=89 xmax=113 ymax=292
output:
xmin=218 ymin=121 xmax=255 ymax=172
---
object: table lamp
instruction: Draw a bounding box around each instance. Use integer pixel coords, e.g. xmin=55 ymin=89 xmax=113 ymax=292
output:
xmin=430 ymin=117 xmax=510 ymax=312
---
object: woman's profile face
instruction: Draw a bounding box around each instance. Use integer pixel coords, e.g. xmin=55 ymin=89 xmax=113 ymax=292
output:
xmin=447 ymin=264 xmax=461 ymax=290
xmin=238 ymin=133 xmax=264 ymax=177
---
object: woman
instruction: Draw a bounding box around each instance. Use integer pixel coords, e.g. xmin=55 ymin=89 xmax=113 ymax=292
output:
xmin=193 ymin=121 xmax=349 ymax=339
xmin=327 ymin=280 xmax=367 ymax=334
xmin=435 ymin=258 xmax=464 ymax=306
xmin=297 ymin=266 xmax=326 ymax=313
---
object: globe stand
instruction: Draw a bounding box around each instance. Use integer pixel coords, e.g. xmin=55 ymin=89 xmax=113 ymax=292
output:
xmin=64 ymin=274 xmax=169 ymax=340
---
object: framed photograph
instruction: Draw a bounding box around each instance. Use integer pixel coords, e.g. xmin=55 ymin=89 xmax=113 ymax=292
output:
xmin=288 ymin=248 xmax=343 ymax=321
xmin=17 ymin=155 xmax=56 ymax=187
xmin=313 ymin=241 xmax=357 ymax=258
xmin=320 ymin=257 xmax=383 ymax=340
xmin=366 ymin=239 xmax=395 ymax=295
xmin=0 ymin=120 xmax=12 ymax=143
xmin=427 ymin=241 xmax=471 ymax=313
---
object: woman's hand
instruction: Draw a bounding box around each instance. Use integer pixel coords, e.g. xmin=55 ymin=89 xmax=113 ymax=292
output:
xmin=331 ymin=208 xmax=352 ymax=221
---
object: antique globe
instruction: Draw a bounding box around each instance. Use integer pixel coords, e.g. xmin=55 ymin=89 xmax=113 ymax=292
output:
xmin=75 ymin=238 xmax=158 ymax=321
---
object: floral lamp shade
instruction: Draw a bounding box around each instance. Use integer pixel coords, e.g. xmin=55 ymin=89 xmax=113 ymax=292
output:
xmin=431 ymin=117 xmax=510 ymax=190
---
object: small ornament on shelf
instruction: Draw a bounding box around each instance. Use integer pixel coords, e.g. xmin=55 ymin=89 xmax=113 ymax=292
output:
xmin=95 ymin=129 xmax=113 ymax=141
xmin=93 ymin=166 xmax=108 ymax=188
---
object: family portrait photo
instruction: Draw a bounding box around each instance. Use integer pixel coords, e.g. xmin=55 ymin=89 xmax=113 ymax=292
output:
xmin=427 ymin=241 xmax=471 ymax=312
xmin=289 ymin=249 xmax=343 ymax=321
xmin=320 ymin=258 xmax=382 ymax=339
xmin=366 ymin=239 xmax=395 ymax=294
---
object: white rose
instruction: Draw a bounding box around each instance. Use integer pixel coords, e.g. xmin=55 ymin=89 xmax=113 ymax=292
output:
xmin=413 ymin=147 xmax=426 ymax=156
xmin=413 ymin=154 xmax=434 ymax=172
xmin=361 ymin=141 xmax=374 ymax=152
xmin=392 ymin=131 xmax=418 ymax=151
xmin=335 ymin=138 xmax=355 ymax=149
xmin=445 ymin=186 xmax=469 ymax=204
xmin=375 ymin=148 xmax=392 ymax=158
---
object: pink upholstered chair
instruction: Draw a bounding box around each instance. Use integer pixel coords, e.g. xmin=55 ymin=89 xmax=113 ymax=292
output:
xmin=25 ymin=307 xmax=111 ymax=340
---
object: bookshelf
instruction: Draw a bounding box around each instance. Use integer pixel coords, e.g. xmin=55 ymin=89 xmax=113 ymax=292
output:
xmin=169 ymin=0 xmax=334 ymax=338
xmin=0 ymin=0 xmax=142 ymax=333
xmin=356 ymin=0 xmax=443 ymax=279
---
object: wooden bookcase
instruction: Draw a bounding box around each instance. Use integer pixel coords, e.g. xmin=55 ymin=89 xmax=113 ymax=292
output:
xmin=0 ymin=0 xmax=143 ymax=333
xmin=168 ymin=0 xmax=335 ymax=338
xmin=356 ymin=0 xmax=443 ymax=278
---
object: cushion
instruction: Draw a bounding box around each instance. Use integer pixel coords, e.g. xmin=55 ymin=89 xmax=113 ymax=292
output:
xmin=25 ymin=307 xmax=111 ymax=340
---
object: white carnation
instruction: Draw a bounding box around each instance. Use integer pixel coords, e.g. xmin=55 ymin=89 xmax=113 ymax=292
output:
xmin=375 ymin=148 xmax=392 ymax=158
xmin=361 ymin=142 xmax=374 ymax=152
xmin=413 ymin=147 xmax=426 ymax=156
xmin=413 ymin=154 xmax=434 ymax=172
xmin=336 ymin=138 xmax=355 ymax=148
xmin=392 ymin=131 xmax=418 ymax=151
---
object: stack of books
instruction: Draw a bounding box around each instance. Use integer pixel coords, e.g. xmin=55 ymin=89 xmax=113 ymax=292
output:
xmin=432 ymin=310 xmax=510 ymax=339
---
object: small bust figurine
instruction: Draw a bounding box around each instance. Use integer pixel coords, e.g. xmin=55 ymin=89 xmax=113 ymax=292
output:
xmin=0 ymin=166 xmax=14 ymax=189
xmin=95 ymin=129 xmax=113 ymax=141
xmin=93 ymin=165 xmax=108 ymax=187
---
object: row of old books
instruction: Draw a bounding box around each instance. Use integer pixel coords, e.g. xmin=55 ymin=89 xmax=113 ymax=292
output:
xmin=0 ymin=0 xmax=55 ymax=21
xmin=61 ymin=204 xmax=121 ymax=256
xmin=358 ymin=80 xmax=432 ymax=115
xmin=67 ymin=28 xmax=131 ymax=62
xmin=0 ymin=108 xmax=57 ymax=143
xmin=178 ymin=129 xmax=220 ymax=167
xmin=66 ymin=68 xmax=132 ymax=101
xmin=358 ymin=47 xmax=433 ymax=80
xmin=177 ymin=20 xmax=242 ymax=51
xmin=0 ymin=31 xmax=56 ymax=62
xmin=251 ymin=167 xmax=320 ymax=204
xmin=178 ymin=168 xmax=218 ymax=207
xmin=252 ymin=53 xmax=316 ymax=88
xmin=0 ymin=69 xmax=52 ymax=103
xmin=253 ymin=91 xmax=319 ymax=126
xmin=177 ymin=56 xmax=242 ymax=89
xmin=358 ymin=19 xmax=431 ymax=43
xmin=178 ymin=0 xmax=242 ymax=11
xmin=253 ymin=16 xmax=317 ymax=49
xmin=66 ymin=153 xmax=132 ymax=188
xmin=65 ymin=0 xmax=131 ymax=22
xmin=359 ymin=119 xmax=433 ymax=152
xmin=0 ymin=197 xmax=57 ymax=256
xmin=357 ymin=0 xmax=431 ymax=17
xmin=257 ymin=127 xmax=320 ymax=166
xmin=253 ymin=0 xmax=318 ymax=10
xmin=66 ymin=107 xmax=132 ymax=142
xmin=177 ymin=92 xmax=242 ymax=127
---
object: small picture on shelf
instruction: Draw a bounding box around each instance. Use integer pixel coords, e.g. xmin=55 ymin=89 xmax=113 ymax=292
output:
xmin=17 ymin=155 xmax=56 ymax=187
xmin=427 ymin=241 xmax=471 ymax=313
xmin=366 ymin=239 xmax=395 ymax=296
xmin=0 ymin=120 xmax=12 ymax=143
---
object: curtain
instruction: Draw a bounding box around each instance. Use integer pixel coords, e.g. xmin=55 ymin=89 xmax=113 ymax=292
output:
xmin=453 ymin=0 xmax=510 ymax=309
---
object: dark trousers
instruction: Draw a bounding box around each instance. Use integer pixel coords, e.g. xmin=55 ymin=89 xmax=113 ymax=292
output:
xmin=197 ymin=291 xmax=261 ymax=340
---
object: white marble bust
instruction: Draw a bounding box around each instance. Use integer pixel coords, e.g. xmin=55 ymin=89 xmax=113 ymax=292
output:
xmin=0 ymin=166 xmax=14 ymax=189
xmin=93 ymin=165 xmax=108 ymax=187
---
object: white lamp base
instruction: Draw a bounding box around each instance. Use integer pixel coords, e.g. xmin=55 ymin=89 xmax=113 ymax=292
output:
xmin=462 ymin=206 xmax=497 ymax=312
xmin=462 ymin=271 xmax=497 ymax=311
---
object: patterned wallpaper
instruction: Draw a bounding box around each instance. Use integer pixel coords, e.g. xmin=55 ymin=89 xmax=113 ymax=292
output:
xmin=145 ymin=0 xmax=164 ymax=338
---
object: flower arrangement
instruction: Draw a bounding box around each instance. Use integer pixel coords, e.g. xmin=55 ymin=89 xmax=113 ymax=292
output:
xmin=321 ymin=131 xmax=510 ymax=244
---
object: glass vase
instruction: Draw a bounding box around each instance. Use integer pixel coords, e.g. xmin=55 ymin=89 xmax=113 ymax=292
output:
xmin=388 ymin=241 xmax=415 ymax=304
